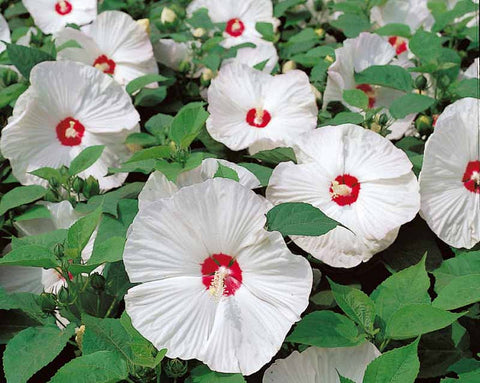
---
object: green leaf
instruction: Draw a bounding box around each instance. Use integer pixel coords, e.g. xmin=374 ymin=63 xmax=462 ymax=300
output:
xmin=68 ymin=145 xmax=105 ymax=176
xmin=450 ymin=78 xmax=479 ymax=99
xmin=370 ymin=256 xmax=430 ymax=325
xmin=126 ymin=74 xmax=169 ymax=95
xmin=238 ymin=163 xmax=272 ymax=187
xmin=386 ymin=304 xmax=465 ymax=340
xmin=0 ymin=288 xmax=45 ymax=323
xmin=145 ymin=113 xmax=173 ymax=136
xmin=87 ymin=236 xmax=125 ymax=266
xmin=81 ymin=314 xmax=134 ymax=366
xmin=331 ymin=13 xmax=371 ymax=38
xmin=56 ymin=39 xmax=83 ymax=52
xmin=6 ymin=44 xmax=55 ymax=79
xmin=0 ymin=185 xmax=47 ymax=216
xmin=134 ymin=86 xmax=167 ymax=106
xmin=389 ymin=94 xmax=436 ymax=119
xmin=0 ymin=82 xmax=28 ymax=108
xmin=169 ymin=102 xmax=209 ymax=149
xmin=287 ymin=311 xmax=364 ymax=347
xmin=0 ymin=245 xmax=57 ymax=268
xmin=214 ymin=162 xmax=239 ymax=182
xmin=48 ymin=351 xmax=128 ymax=383
xmin=274 ymin=0 xmax=305 ymax=17
xmin=266 ymin=202 xmax=342 ymax=237
xmin=363 ymin=339 xmax=420 ymax=383
xmin=432 ymin=274 xmax=480 ymax=310
xmin=328 ymin=279 xmax=376 ymax=334
xmin=126 ymin=145 xmax=172 ymax=163
xmin=125 ymin=132 xmax=158 ymax=147
xmin=14 ymin=205 xmax=52 ymax=222
xmin=327 ymin=112 xmax=364 ymax=126
xmin=190 ymin=365 xmax=246 ymax=382
xmin=65 ymin=208 xmax=102 ymax=258
xmin=12 ymin=229 xmax=67 ymax=253
xmin=250 ymin=147 xmax=297 ymax=165
xmin=375 ymin=23 xmax=412 ymax=38
xmin=4 ymin=325 xmax=75 ymax=383
xmin=409 ymin=30 xmax=444 ymax=63
xmin=343 ymin=89 xmax=369 ymax=109
xmin=255 ymin=22 xmax=275 ymax=41
xmin=338 ymin=375 xmax=355 ymax=383
xmin=355 ymin=65 xmax=413 ymax=92
xmin=29 ymin=167 xmax=63 ymax=182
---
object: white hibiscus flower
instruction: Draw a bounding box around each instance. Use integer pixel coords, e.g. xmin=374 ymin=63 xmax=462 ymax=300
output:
xmin=0 ymin=201 xmax=98 ymax=294
xmin=54 ymin=11 xmax=158 ymax=86
xmin=207 ymin=62 xmax=318 ymax=151
xmin=154 ymin=39 xmax=194 ymax=71
xmin=0 ymin=61 xmax=140 ymax=190
xmin=463 ymin=57 xmax=479 ymax=79
xmin=138 ymin=158 xmax=261 ymax=210
xmin=223 ymin=42 xmax=279 ymax=73
xmin=124 ymin=178 xmax=312 ymax=375
xmin=371 ymin=0 xmax=432 ymax=33
xmin=263 ymin=342 xmax=380 ymax=383
xmin=323 ymin=32 xmax=416 ymax=140
xmin=419 ymin=97 xmax=480 ymax=249
xmin=266 ymin=124 xmax=420 ymax=268
xmin=187 ymin=0 xmax=278 ymax=48
xmin=0 ymin=13 xmax=11 ymax=53
xmin=22 ymin=0 xmax=97 ymax=35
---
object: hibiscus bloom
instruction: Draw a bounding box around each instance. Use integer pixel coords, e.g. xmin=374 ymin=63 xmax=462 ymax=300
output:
xmin=55 ymin=11 xmax=158 ymax=86
xmin=207 ymin=62 xmax=318 ymax=151
xmin=419 ymin=97 xmax=480 ymax=249
xmin=138 ymin=158 xmax=261 ymax=210
xmin=187 ymin=0 xmax=278 ymax=48
xmin=22 ymin=0 xmax=97 ymax=35
xmin=263 ymin=342 xmax=380 ymax=382
xmin=0 ymin=61 xmax=140 ymax=190
xmin=0 ymin=201 xmax=97 ymax=294
xmin=124 ymin=178 xmax=312 ymax=375
xmin=463 ymin=57 xmax=479 ymax=79
xmin=323 ymin=32 xmax=416 ymax=140
xmin=371 ymin=0 xmax=431 ymax=34
xmin=0 ymin=14 xmax=11 ymax=53
xmin=266 ymin=124 xmax=420 ymax=268
xmin=223 ymin=42 xmax=279 ymax=73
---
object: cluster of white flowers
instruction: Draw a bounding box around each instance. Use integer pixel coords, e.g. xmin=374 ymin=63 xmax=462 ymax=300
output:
xmin=0 ymin=0 xmax=478 ymax=380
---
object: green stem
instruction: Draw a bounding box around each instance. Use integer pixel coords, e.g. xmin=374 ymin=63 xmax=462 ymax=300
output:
xmin=104 ymin=297 xmax=118 ymax=318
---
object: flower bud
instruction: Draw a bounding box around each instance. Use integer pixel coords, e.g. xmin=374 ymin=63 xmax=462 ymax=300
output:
xmin=378 ymin=113 xmax=389 ymax=126
xmin=192 ymin=27 xmax=206 ymax=38
xmin=415 ymin=115 xmax=433 ymax=136
xmin=136 ymin=18 xmax=150 ymax=35
xmin=0 ymin=68 xmax=18 ymax=87
xmin=161 ymin=7 xmax=176 ymax=24
xmin=415 ymin=75 xmax=427 ymax=90
xmin=324 ymin=55 xmax=334 ymax=64
xmin=59 ymin=165 xmax=69 ymax=177
xmin=83 ymin=176 xmax=100 ymax=198
xmin=54 ymin=243 xmax=65 ymax=259
xmin=49 ymin=176 xmax=60 ymax=189
xmin=282 ymin=60 xmax=296 ymax=73
xmin=315 ymin=28 xmax=325 ymax=38
xmin=44 ymin=189 xmax=59 ymax=202
xmin=40 ymin=292 xmax=57 ymax=313
xmin=89 ymin=273 xmax=106 ymax=291
xmin=72 ymin=177 xmax=84 ymax=194
xmin=164 ymin=359 xmax=188 ymax=378
xmin=370 ymin=122 xmax=382 ymax=133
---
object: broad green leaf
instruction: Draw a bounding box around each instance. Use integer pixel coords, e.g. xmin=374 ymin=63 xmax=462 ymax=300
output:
xmin=331 ymin=13 xmax=371 ymax=38
xmin=250 ymin=147 xmax=297 ymax=165
xmin=68 ymin=146 xmax=105 ymax=176
xmin=343 ymin=89 xmax=369 ymax=109
xmin=145 ymin=113 xmax=173 ymax=136
xmin=6 ymin=44 xmax=55 ymax=79
xmin=280 ymin=28 xmax=319 ymax=57
xmin=81 ymin=314 xmax=134 ymax=366
xmin=169 ymin=102 xmax=209 ymax=149
xmin=0 ymin=288 xmax=45 ymax=323
xmin=190 ymin=364 xmax=246 ymax=382
xmin=287 ymin=311 xmax=364 ymax=347
xmin=29 ymin=167 xmax=63 ymax=182
xmin=126 ymin=74 xmax=169 ymax=95
xmin=214 ymin=162 xmax=239 ymax=181
xmin=432 ymin=274 xmax=480 ymax=310
xmin=329 ymin=279 xmax=376 ymax=333
xmin=4 ymin=325 xmax=75 ymax=383
xmin=390 ymin=94 xmax=436 ymax=119
xmin=0 ymin=311 xmax=45 ymax=345
xmin=48 ymin=351 xmax=128 ymax=383
xmin=432 ymin=250 xmax=480 ymax=292
xmin=386 ymin=304 xmax=464 ymax=340
xmin=109 ymin=160 xmax=157 ymax=175
xmin=327 ymin=112 xmax=364 ymax=126
xmin=339 ymin=375 xmax=355 ymax=383
xmin=274 ymin=0 xmax=305 ymax=17
xmin=363 ymin=339 xmax=420 ymax=383
xmin=375 ymin=23 xmax=412 ymax=38
xmin=12 ymin=229 xmax=67 ymax=253
xmin=450 ymin=78 xmax=479 ymax=99
xmin=0 ymin=245 xmax=57 ymax=268
xmin=188 ymin=8 xmax=215 ymax=30
xmin=370 ymin=256 xmax=430 ymax=325
xmin=255 ymin=22 xmax=275 ymax=41
xmin=266 ymin=202 xmax=342 ymax=237
xmin=238 ymin=163 xmax=272 ymax=187
xmin=86 ymin=236 xmax=125 ymax=266
xmin=409 ymin=30 xmax=444 ymax=63
xmin=101 ymin=182 xmax=144 ymax=217
xmin=126 ymin=145 xmax=172 ymax=163
xmin=125 ymin=132 xmax=158 ymax=147
xmin=14 ymin=205 xmax=52 ymax=222
xmin=134 ymin=86 xmax=167 ymax=106
xmin=0 ymin=185 xmax=47 ymax=216
xmin=354 ymin=65 xmax=413 ymax=92
xmin=65 ymin=208 xmax=102 ymax=258
xmin=0 ymin=82 xmax=28 ymax=108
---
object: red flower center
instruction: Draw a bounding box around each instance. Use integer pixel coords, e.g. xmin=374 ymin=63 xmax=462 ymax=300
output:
xmin=388 ymin=36 xmax=408 ymax=55
xmin=201 ymin=253 xmax=242 ymax=297
xmin=246 ymin=108 xmax=271 ymax=128
xmin=55 ymin=0 xmax=73 ymax=15
xmin=225 ymin=18 xmax=245 ymax=37
xmin=330 ymin=174 xmax=361 ymax=206
xmin=356 ymin=84 xmax=376 ymax=108
xmin=93 ymin=55 xmax=116 ymax=75
xmin=56 ymin=117 xmax=85 ymax=146
xmin=463 ymin=161 xmax=480 ymax=193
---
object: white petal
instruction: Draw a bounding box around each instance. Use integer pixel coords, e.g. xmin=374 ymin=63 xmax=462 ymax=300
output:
xmin=371 ymin=0 xmax=431 ymax=32
xmin=55 ymin=27 xmax=102 ymax=66
xmin=0 ymin=14 xmax=11 ymax=53
xmin=223 ymin=42 xmax=279 ymax=73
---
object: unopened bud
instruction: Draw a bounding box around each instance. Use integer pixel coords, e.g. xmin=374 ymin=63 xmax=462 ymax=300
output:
xmin=136 ymin=18 xmax=150 ymax=34
xmin=54 ymin=243 xmax=65 ymax=259
xmin=89 ymin=273 xmax=106 ymax=291
xmin=40 ymin=292 xmax=57 ymax=313
xmin=378 ymin=113 xmax=389 ymax=126
xmin=57 ymin=286 xmax=71 ymax=305
xmin=164 ymin=359 xmax=188 ymax=378
xmin=324 ymin=55 xmax=334 ymax=64
xmin=72 ymin=177 xmax=84 ymax=194
xmin=315 ymin=28 xmax=325 ymax=38
xmin=282 ymin=60 xmax=296 ymax=73
xmin=49 ymin=176 xmax=59 ymax=188
xmin=415 ymin=115 xmax=433 ymax=136
xmin=201 ymin=68 xmax=214 ymax=82
xmin=192 ymin=27 xmax=206 ymax=38
xmin=161 ymin=7 xmax=176 ymax=24
xmin=370 ymin=122 xmax=382 ymax=133
xmin=415 ymin=75 xmax=427 ymax=90
xmin=169 ymin=141 xmax=177 ymax=152
xmin=83 ymin=176 xmax=100 ymax=198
